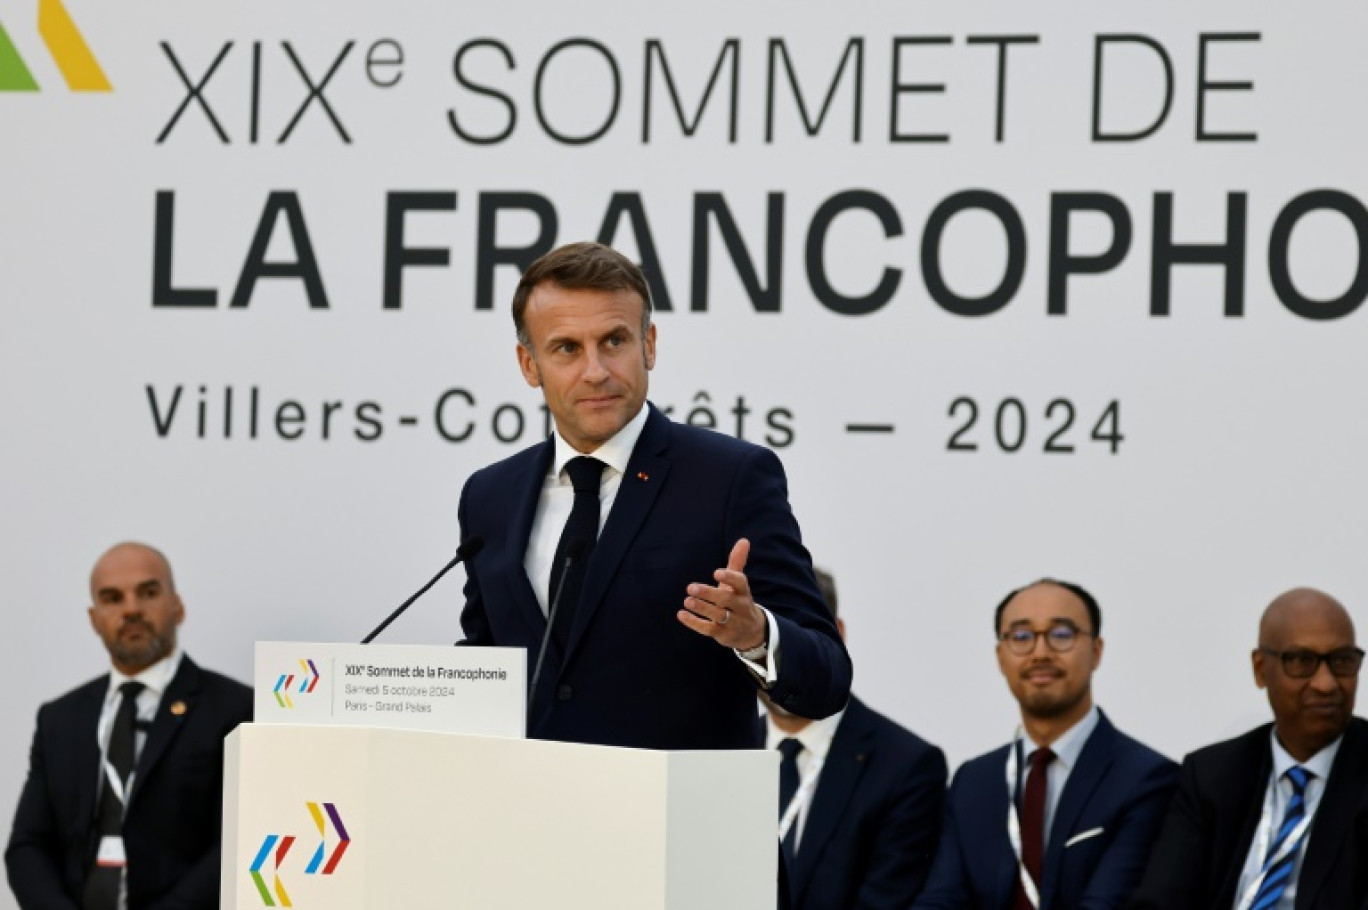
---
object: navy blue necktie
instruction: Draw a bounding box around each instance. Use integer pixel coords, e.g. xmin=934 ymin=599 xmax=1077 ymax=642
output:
xmin=549 ymin=456 xmax=604 ymax=651
xmin=778 ymin=738 xmax=803 ymax=859
xmin=1250 ymin=765 xmax=1312 ymax=910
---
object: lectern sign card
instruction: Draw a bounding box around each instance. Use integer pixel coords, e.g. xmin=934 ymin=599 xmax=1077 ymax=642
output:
xmin=254 ymin=642 xmax=525 ymax=737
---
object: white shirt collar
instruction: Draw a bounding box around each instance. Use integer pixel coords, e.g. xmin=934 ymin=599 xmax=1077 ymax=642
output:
xmin=764 ymin=706 xmax=846 ymax=761
xmin=107 ymin=647 xmax=183 ymax=706
xmin=1021 ymin=704 xmax=1100 ymax=771
xmin=1270 ymin=726 xmax=1342 ymax=782
xmin=549 ymin=403 xmax=649 ymax=481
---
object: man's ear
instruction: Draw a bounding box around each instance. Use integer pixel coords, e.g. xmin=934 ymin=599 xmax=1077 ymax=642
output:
xmin=1252 ymin=649 xmax=1268 ymax=690
xmin=517 ymin=343 xmax=541 ymax=388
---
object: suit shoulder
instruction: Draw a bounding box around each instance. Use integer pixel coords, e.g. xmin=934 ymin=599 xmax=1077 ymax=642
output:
xmin=463 ymin=439 xmax=548 ymax=490
xmin=951 ymin=742 xmax=1012 ymax=787
xmin=666 ymin=418 xmax=777 ymax=463
xmin=1106 ymin=724 xmax=1179 ymax=775
xmin=196 ymin=665 xmax=253 ymax=700
xmin=34 ymin=674 xmax=107 ymax=716
xmin=1180 ymin=724 xmax=1269 ymax=770
xmin=846 ymin=697 xmax=945 ymax=765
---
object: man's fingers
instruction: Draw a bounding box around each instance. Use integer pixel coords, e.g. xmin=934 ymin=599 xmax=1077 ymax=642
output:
xmin=684 ymin=588 xmax=726 ymax=621
xmin=726 ymin=538 xmax=750 ymax=574
xmin=678 ymin=608 xmax=722 ymax=638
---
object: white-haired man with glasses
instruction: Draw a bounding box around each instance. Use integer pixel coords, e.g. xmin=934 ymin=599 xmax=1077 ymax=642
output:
xmin=913 ymin=579 xmax=1177 ymax=910
xmin=1131 ymin=587 xmax=1368 ymax=910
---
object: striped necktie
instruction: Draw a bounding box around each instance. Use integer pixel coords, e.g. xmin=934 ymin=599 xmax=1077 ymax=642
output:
xmin=1250 ymin=765 xmax=1312 ymax=910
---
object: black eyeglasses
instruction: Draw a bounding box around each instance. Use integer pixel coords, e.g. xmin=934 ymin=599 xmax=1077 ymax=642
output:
xmin=999 ymin=623 xmax=1092 ymax=655
xmin=1258 ymin=647 xmax=1365 ymax=679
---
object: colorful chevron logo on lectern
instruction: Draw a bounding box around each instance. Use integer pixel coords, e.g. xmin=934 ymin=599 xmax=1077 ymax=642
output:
xmin=249 ymin=834 xmax=296 ymax=907
xmin=249 ymin=802 xmax=351 ymax=907
xmin=0 ymin=0 xmax=111 ymax=91
xmin=272 ymin=659 xmax=321 ymax=708
xmin=305 ymin=801 xmax=351 ymax=874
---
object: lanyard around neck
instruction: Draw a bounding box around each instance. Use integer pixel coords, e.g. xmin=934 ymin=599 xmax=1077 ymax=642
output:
xmin=1005 ymin=730 xmax=1042 ymax=909
xmin=1234 ymin=770 xmax=1318 ymax=910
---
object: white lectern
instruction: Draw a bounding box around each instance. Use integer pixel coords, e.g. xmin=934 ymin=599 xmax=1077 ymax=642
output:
xmin=224 ymin=643 xmax=779 ymax=909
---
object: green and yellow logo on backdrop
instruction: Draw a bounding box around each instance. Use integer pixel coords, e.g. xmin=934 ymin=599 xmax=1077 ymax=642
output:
xmin=0 ymin=0 xmax=109 ymax=91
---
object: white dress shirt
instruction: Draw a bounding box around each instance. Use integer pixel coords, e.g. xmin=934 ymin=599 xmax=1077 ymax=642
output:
xmin=766 ymin=707 xmax=846 ymax=849
xmin=523 ymin=405 xmax=779 ymax=679
xmin=1015 ymin=705 xmax=1100 ymax=845
xmin=524 ymin=405 xmax=649 ymax=614
xmin=97 ymin=648 xmax=183 ymax=792
xmin=1231 ymin=730 xmax=1341 ymax=910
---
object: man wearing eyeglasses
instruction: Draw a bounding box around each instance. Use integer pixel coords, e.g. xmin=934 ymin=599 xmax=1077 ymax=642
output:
xmin=913 ymin=579 xmax=1177 ymax=910
xmin=1130 ymin=587 xmax=1368 ymax=910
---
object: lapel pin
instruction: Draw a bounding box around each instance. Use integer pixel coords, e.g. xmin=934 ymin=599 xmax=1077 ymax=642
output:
xmin=637 ymin=472 xmax=649 ymax=481
xmin=169 ymin=700 xmax=188 ymax=716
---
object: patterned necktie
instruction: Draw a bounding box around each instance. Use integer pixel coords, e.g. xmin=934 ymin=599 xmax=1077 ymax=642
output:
xmin=1250 ymin=765 xmax=1312 ymax=910
xmin=1014 ymin=746 xmax=1056 ymax=910
xmin=548 ymin=456 xmax=605 ymax=651
xmin=83 ymin=681 xmax=145 ymax=910
xmin=778 ymin=738 xmax=804 ymax=860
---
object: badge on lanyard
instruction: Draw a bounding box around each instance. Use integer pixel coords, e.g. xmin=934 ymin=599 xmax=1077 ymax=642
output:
xmin=95 ymin=835 xmax=126 ymax=868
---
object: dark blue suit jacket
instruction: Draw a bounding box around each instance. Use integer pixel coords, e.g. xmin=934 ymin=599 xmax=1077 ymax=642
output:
xmin=912 ymin=711 xmax=1177 ymax=910
xmin=6 ymin=656 xmax=252 ymax=910
xmin=786 ymin=696 xmax=947 ymax=910
xmin=458 ymin=404 xmax=852 ymax=750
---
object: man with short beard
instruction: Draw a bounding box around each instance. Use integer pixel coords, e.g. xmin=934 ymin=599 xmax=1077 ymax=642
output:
xmin=912 ymin=580 xmax=1176 ymax=910
xmin=6 ymin=542 xmax=252 ymax=910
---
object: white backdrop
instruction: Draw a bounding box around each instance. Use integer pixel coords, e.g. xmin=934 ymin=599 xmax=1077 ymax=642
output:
xmin=3 ymin=1 xmax=1368 ymax=901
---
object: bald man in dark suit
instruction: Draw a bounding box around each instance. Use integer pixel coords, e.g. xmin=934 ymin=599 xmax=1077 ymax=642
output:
xmin=7 ymin=543 xmax=252 ymax=910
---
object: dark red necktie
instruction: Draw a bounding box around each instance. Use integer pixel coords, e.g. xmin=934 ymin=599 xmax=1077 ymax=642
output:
xmin=1014 ymin=746 xmax=1055 ymax=910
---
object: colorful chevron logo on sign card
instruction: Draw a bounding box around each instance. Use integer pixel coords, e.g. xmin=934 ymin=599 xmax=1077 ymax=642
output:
xmin=273 ymin=659 xmax=321 ymax=708
xmin=0 ymin=0 xmax=110 ymax=91
xmin=249 ymin=802 xmax=351 ymax=907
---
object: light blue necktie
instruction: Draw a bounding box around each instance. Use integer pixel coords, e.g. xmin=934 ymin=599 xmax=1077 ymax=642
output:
xmin=1250 ymin=765 xmax=1312 ymax=910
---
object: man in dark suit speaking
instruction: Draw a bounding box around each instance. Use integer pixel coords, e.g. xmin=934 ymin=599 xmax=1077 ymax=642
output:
xmin=1130 ymin=587 xmax=1368 ymax=910
xmin=457 ymin=241 xmax=851 ymax=750
xmin=6 ymin=542 xmax=252 ymax=910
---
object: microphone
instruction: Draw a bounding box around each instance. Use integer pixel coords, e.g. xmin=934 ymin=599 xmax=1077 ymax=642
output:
xmin=528 ymin=537 xmax=589 ymax=715
xmin=361 ymin=536 xmax=484 ymax=644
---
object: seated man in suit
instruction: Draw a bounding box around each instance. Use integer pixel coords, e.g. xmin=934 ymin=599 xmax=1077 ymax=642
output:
xmin=1130 ymin=587 xmax=1368 ymax=910
xmin=764 ymin=568 xmax=946 ymax=910
xmin=6 ymin=542 xmax=253 ymax=910
xmin=458 ymin=241 xmax=851 ymax=750
xmin=913 ymin=579 xmax=1177 ymax=910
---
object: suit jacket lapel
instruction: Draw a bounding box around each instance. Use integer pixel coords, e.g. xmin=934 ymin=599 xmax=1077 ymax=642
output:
xmin=74 ymin=678 xmax=108 ymax=835
xmin=1297 ymin=718 xmax=1368 ymax=909
xmin=128 ymin=656 xmax=200 ymax=809
xmin=509 ymin=440 xmax=557 ymax=647
xmin=1041 ymin=712 xmax=1115 ymax=904
xmin=790 ymin=701 xmax=871 ymax=900
xmin=1214 ymin=729 xmax=1273 ymax=907
xmin=564 ymin=405 xmax=670 ymax=663
xmin=993 ymin=745 xmax=1021 ymax=908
